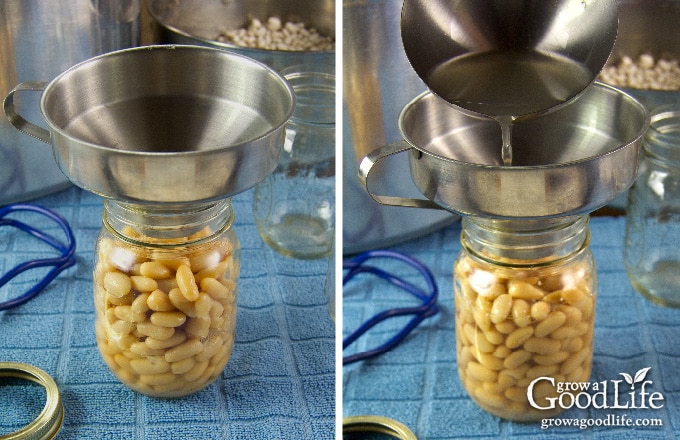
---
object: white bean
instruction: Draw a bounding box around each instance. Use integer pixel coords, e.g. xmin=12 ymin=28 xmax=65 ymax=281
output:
xmin=599 ymin=54 xmax=680 ymax=90
xmin=145 ymin=330 xmax=187 ymax=350
xmin=130 ymin=356 xmax=170 ymax=375
xmin=454 ymin=252 xmax=596 ymax=421
xmin=136 ymin=321 xmax=175 ymax=340
xmin=176 ymin=265 xmax=200 ymax=301
xmin=104 ymin=272 xmax=132 ymax=298
xmin=165 ymin=339 xmax=204 ymax=363
xmin=215 ymin=17 xmax=334 ymax=51
xmin=150 ymin=311 xmax=187 ymax=328
xmin=95 ymin=231 xmax=239 ymax=398
xmin=130 ymin=275 xmax=158 ymax=293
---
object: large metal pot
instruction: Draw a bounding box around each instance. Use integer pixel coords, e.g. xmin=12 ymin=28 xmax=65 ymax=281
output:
xmin=4 ymin=45 xmax=295 ymax=204
xmin=343 ymin=0 xmax=454 ymax=254
xmin=599 ymin=0 xmax=680 ymax=209
xmin=604 ymin=0 xmax=680 ymax=110
xmin=360 ymin=82 xmax=648 ymax=219
xmin=146 ymin=0 xmax=334 ymax=72
xmin=0 ymin=0 xmax=140 ymax=204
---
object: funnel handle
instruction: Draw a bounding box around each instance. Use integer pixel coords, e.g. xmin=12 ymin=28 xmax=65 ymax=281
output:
xmin=4 ymin=81 xmax=51 ymax=144
xmin=359 ymin=141 xmax=444 ymax=210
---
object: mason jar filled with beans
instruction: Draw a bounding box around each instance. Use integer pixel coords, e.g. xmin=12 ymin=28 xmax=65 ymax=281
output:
xmin=454 ymin=215 xmax=596 ymax=421
xmin=93 ymin=200 xmax=240 ymax=398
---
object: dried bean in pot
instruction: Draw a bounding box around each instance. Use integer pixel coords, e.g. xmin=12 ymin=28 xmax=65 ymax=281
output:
xmin=215 ymin=16 xmax=335 ymax=51
xmin=599 ymin=53 xmax=680 ymax=90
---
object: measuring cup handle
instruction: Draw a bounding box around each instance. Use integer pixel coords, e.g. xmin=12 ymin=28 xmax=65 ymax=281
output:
xmin=3 ymin=81 xmax=51 ymax=144
xmin=358 ymin=141 xmax=444 ymax=210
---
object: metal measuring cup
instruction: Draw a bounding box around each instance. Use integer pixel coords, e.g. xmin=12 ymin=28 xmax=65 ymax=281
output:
xmin=401 ymin=0 xmax=618 ymax=119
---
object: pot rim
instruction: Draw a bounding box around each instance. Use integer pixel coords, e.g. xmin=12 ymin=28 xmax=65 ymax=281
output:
xmin=146 ymin=1 xmax=335 ymax=55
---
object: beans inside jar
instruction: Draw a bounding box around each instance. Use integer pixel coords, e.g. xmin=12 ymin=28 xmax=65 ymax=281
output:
xmin=94 ymin=226 xmax=239 ymax=398
xmin=454 ymin=252 xmax=596 ymax=421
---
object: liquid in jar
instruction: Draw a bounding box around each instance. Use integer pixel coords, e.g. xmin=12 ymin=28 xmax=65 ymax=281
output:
xmin=454 ymin=215 xmax=596 ymax=421
xmin=94 ymin=200 xmax=240 ymax=398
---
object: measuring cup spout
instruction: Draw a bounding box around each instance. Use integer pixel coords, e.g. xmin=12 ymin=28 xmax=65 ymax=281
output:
xmin=4 ymin=81 xmax=51 ymax=144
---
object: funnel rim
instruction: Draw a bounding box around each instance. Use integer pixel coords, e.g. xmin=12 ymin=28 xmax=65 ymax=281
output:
xmin=400 ymin=82 xmax=649 ymax=171
xmin=38 ymin=44 xmax=296 ymax=158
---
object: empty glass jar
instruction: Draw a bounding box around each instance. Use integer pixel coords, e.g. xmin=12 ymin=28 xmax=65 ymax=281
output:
xmin=253 ymin=66 xmax=335 ymax=259
xmin=454 ymin=215 xmax=596 ymax=421
xmin=625 ymin=106 xmax=680 ymax=307
xmin=94 ymin=199 xmax=240 ymax=398
xmin=325 ymin=240 xmax=336 ymax=320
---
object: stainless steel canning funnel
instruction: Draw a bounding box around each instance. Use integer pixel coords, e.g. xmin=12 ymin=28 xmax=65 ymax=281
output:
xmin=401 ymin=0 xmax=618 ymax=118
xmin=4 ymin=45 xmax=295 ymax=204
xmin=360 ymin=82 xmax=648 ymax=219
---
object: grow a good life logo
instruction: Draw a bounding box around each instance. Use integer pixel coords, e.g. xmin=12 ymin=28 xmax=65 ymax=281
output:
xmin=527 ymin=367 xmax=665 ymax=411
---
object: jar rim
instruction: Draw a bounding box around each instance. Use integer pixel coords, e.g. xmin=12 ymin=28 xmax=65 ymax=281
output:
xmin=461 ymin=233 xmax=591 ymax=269
xmin=102 ymin=200 xmax=234 ymax=249
xmin=282 ymin=67 xmax=335 ymax=125
xmin=644 ymin=106 xmax=680 ymax=165
xmin=460 ymin=215 xmax=591 ymax=267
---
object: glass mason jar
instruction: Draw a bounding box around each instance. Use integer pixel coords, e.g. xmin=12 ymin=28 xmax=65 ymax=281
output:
xmin=93 ymin=199 xmax=240 ymax=398
xmin=453 ymin=215 xmax=597 ymax=421
xmin=253 ymin=65 xmax=335 ymax=259
xmin=325 ymin=239 xmax=336 ymax=321
xmin=625 ymin=107 xmax=680 ymax=307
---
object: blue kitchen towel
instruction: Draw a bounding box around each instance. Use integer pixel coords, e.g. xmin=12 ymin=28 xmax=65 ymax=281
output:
xmin=344 ymin=216 xmax=680 ymax=439
xmin=0 ymin=186 xmax=335 ymax=439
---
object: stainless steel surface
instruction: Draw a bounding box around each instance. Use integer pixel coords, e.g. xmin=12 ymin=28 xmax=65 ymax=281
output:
xmin=146 ymin=0 xmax=334 ymax=72
xmin=0 ymin=0 xmax=140 ymax=204
xmin=4 ymin=45 xmax=295 ymax=204
xmin=400 ymin=0 xmax=618 ymax=118
xmin=343 ymin=0 xmax=455 ymax=255
xmin=361 ymin=82 xmax=648 ymax=219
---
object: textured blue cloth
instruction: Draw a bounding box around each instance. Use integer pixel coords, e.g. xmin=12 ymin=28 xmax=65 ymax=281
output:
xmin=0 ymin=186 xmax=335 ymax=439
xmin=343 ymin=215 xmax=680 ymax=439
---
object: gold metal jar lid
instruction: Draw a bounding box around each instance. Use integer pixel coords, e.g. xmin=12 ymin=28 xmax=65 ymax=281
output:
xmin=343 ymin=415 xmax=418 ymax=440
xmin=0 ymin=362 xmax=63 ymax=440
